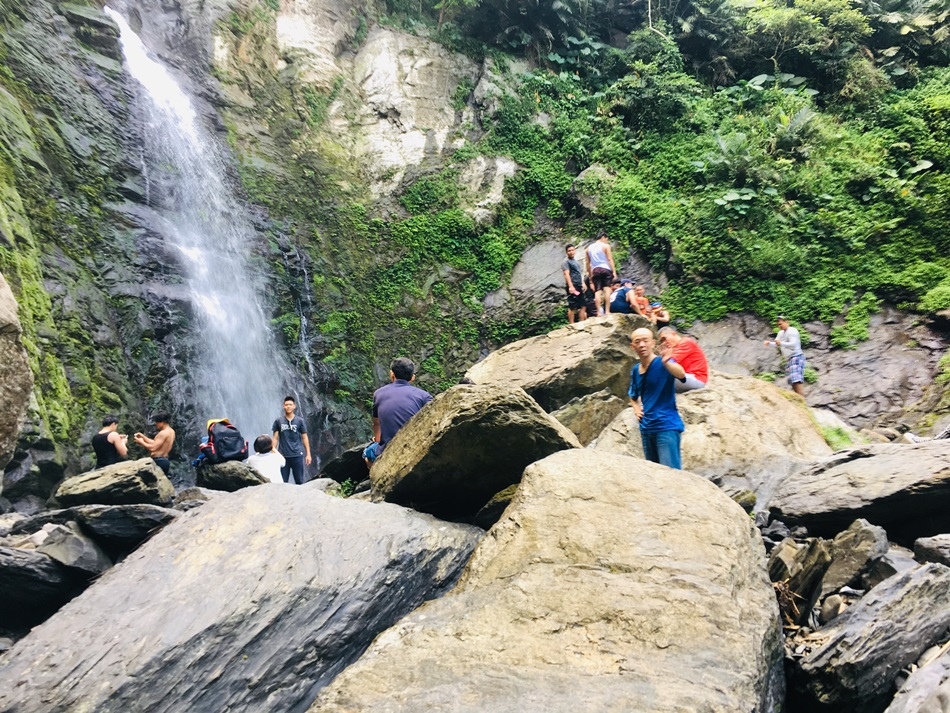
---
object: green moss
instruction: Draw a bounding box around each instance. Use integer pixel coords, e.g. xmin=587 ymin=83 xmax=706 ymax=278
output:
xmin=822 ymin=426 xmax=855 ymax=451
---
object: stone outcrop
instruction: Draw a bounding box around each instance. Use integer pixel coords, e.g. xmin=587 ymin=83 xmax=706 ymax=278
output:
xmin=818 ymin=519 xmax=888 ymax=597
xmin=0 ymin=272 xmax=32 ymax=474
xmin=768 ymin=538 xmax=832 ymax=625
xmin=886 ymin=648 xmax=950 ymax=713
xmin=318 ymin=442 xmax=370 ymax=483
xmin=915 ymin=534 xmax=950 ymax=567
xmin=313 ymin=450 xmax=784 ymax=712
xmin=788 ymin=563 xmax=950 ymax=712
xmin=34 ymin=522 xmax=112 ymax=575
xmin=52 ymin=459 xmax=175 ymax=507
xmin=68 ymin=504 xmax=178 ymax=551
xmin=195 ymin=460 xmax=267 ymax=492
xmin=550 ymin=388 xmax=626 ymax=446
xmin=371 ymin=384 xmax=580 ymax=520
xmin=464 ymin=314 xmax=650 ymax=411
xmin=769 ymin=440 xmax=950 ymax=542
xmin=0 ymin=547 xmax=77 ymax=630
xmin=0 ymin=486 xmax=481 ymax=712
xmin=590 ymin=371 xmax=831 ymax=505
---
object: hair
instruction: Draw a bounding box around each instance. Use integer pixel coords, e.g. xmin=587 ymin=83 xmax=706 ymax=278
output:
xmin=565 ymin=244 xmax=575 ymax=253
xmin=283 ymin=395 xmax=296 ymax=404
xmin=657 ymin=326 xmax=678 ymax=338
xmin=253 ymin=435 xmax=273 ymax=454
xmin=391 ymin=357 xmax=416 ymax=381
xmin=776 ymin=315 xmax=789 ymax=323
xmin=101 ymin=415 xmax=118 ymax=427
xmin=597 ymin=230 xmax=608 ymax=240
xmin=153 ymin=411 xmax=170 ymax=424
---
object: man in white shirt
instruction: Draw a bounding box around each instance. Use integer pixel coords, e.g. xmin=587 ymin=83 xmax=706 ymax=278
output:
xmin=247 ymin=435 xmax=285 ymax=483
xmin=764 ymin=315 xmax=806 ymax=396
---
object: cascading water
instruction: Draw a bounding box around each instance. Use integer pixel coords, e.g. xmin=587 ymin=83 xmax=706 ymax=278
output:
xmin=106 ymin=7 xmax=290 ymax=437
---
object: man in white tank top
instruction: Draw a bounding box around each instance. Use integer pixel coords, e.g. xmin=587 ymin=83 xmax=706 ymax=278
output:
xmin=585 ymin=232 xmax=617 ymax=315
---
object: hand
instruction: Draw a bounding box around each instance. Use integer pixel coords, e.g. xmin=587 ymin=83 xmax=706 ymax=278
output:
xmin=631 ymin=401 xmax=643 ymax=420
xmin=305 ymin=454 xmax=312 ymax=466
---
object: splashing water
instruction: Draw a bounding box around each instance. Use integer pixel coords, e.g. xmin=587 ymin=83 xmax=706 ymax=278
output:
xmin=106 ymin=7 xmax=289 ymax=437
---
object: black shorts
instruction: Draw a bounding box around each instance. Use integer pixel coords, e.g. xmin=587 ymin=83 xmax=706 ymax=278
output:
xmin=591 ymin=267 xmax=613 ymax=291
xmin=567 ymin=289 xmax=586 ymax=310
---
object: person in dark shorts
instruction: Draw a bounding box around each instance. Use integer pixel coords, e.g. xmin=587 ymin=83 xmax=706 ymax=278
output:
xmin=561 ymin=244 xmax=587 ymax=323
xmin=272 ymin=396 xmax=312 ymax=484
xmin=92 ymin=415 xmax=128 ymax=469
xmin=363 ymin=357 xmax=433 ymax=466
xmin=583 ymin=275 xmax=599 ymax=320
xmin=585 ymin=232 xmax=617 ymax=315
xmin=134 ymin=412 xmax=176 ymax=475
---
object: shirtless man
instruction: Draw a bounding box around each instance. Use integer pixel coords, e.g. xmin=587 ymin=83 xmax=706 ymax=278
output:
xmin=134 ymin=412 xmax=176 ymax=476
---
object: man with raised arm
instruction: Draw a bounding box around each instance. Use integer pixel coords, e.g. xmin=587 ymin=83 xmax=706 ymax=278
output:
xmin=764 ymin=315 xmax=806 ymax=396
xmin=628 ymin=327 xmax=686 ymax=469
xmin=134 ymin=411 xmax=176 ymax=476
xmin=363 ymin=357 xmax=433 ymax=467
xmin=658 ymin=326 xmax=709 ymax=392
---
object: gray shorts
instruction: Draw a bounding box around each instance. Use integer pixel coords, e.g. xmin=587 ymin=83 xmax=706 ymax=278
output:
xmin=675 ymin=374 xmax=707 ymax=393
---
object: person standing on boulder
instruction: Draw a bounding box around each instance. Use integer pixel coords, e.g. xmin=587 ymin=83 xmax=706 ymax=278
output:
xmin=561 ymin=244 xmax=587 ymax=323
xmin=134 ymin=412 xmax=176 ymax=476
xmin=764 ymin=316 xmax=806 ymax=396
xmin=363 ymin=357 xmax=433 ymax=467
xmin=629 ymin=328 xmax=686 ymax=469
xmin=586 ymin=232 xmax=617 ymax=315
xmin=92 ymin=415 xmax=128 ymax=469
xmin=272 ymin=396 xmax=312 ymax=484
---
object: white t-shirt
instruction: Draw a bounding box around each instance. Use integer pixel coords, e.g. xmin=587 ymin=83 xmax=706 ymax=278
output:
xmin=776 ymin=327 xmax=803 ymax=358
xmin=247 ymin=451 xmax=285 ymax=483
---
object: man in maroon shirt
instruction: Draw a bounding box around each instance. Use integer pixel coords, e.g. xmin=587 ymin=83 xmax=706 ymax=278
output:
xmin=658 ymin=327 xmax=709 ymax=392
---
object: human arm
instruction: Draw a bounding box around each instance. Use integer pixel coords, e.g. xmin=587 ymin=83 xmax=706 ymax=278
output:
xmin=109 ymin=431 xmax=129 ymax=457
xmin=604 ymin=244 xmax=617 ymax=275
xmin=585 ymin=248 xmax=594 ymax=279
xmin=627 ymin=291 xmax=643 ymax=315
xmin=134 ymin=432 xmax=156 ymax=452
xmin=628 ymin=368 xmax=643 ymax=420
xmin=272 ymin=430 xmax=279 ymax=452
xmin=659 ymin=344 xmax=686 ymax=379
xmin=562 ymin=268 xmax=579 ymax=294
xmin=372 ymin=416 xmax=381 ymax=443
xmin=302 ymin=433 xmax=311 ymax=466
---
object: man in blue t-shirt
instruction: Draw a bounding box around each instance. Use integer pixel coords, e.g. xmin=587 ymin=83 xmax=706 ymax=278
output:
xmin=271 ymin=396 xmax=311 ymax=484
xmin=628 ymin=327 xmax=686 ymax=469
xmin=363 ymin=357 xmax=433 ymax=466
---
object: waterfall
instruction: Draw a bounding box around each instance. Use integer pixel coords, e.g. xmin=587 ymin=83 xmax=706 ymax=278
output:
xmin=106 ymin=7 xmax=290 ymax=438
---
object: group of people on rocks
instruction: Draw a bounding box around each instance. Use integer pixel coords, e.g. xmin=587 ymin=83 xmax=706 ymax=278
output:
xmin=93 ymin=412 xmax=176 ymax=475
xmin=561 ymin=237 xmax=670 ymax=325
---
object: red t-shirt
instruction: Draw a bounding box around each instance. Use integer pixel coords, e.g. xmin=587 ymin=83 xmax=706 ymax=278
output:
xmin=672 ymin=338 xmax=709 ymax=384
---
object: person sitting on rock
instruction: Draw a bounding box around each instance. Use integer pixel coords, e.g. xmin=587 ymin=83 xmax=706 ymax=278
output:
xmin=247 ymin=434 xmax=285 ymax=484
xmin=629 ymin=328 xmax=686 ymax=469
xmin=609 ymin=279 xmax=638 ymax=314
xmin=633 ymin=285 xmax=652 ymax=319
xmin=92 ymin=415 xmax=128 ymax=469
xmin=651 ymin=302 xmax=671 ymax=329
xmin=363 ymin=357 xmax=433 ymax=467
xmin=134 ymin=412 xmax=176 ymax=476
xmin=658 ymin=326 xmax=708 ymax=392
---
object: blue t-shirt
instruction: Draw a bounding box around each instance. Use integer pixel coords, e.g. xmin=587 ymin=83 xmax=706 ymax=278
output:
xmin=610 ymin=286 xmax=633 ymax=314
xmin=373 ymin=380 xmax=433 ymax=448
xmin=628 ymin=356 xmax=685 ymax=434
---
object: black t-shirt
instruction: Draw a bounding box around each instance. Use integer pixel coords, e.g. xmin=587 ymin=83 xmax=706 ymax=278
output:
xmin=92 ymin=432 xmax=120 ymax=469
xmin=272 ymin=415 xmax=308 ymax=457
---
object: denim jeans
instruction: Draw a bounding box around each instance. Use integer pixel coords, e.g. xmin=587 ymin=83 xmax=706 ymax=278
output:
xmin=640 ymin=430 xmax=682 ymax=470
xmin=281 ymin=455 xmax=307 ymax=484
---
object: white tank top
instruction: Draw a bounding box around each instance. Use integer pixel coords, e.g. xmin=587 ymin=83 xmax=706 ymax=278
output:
xmin=587 ymin=241 xmax=609 ymax=270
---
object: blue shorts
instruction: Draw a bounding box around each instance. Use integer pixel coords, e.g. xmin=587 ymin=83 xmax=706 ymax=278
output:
xmin=786 ymin=353 xmax=806 ymax=385
xmin=363 ymin=441 xmax=381 ymax=462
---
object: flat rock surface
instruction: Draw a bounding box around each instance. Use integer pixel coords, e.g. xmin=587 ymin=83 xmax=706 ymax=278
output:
xmin=53 ymin=458 xmax=175 ymax=507
xmin=314 ymin=449 xmax=784 ymax=712
xmin=0 ymin=486 xmax=481 ymax=712
xmin=915 ymin=534 xmax=950 ymax=567
xmin=769 ymin=440 xmax=950 ymax=541
xmin=195 ymin=460 xmax=267 ymax=492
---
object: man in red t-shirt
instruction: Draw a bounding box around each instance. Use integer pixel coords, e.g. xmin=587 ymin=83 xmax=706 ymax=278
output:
xmin=658 ymin=327 xmax=709 ymax=392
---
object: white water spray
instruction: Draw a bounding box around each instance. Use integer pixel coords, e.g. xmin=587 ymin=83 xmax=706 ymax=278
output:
xmin=107 ymin=7 xmax=289 ymax=436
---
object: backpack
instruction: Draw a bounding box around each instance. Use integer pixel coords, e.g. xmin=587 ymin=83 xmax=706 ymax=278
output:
xmin=198 ymin=419 xmax=248 ymax=464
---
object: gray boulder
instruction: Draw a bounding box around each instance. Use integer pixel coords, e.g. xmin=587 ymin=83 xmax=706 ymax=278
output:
xmin=768 ymin=537 xmax=832 ymax=625
xmin=53 ymin=459 xmax=174 ymax=507
xmin=71 ymin=504 xmax=177 ymax=551
xmin=464 ymin=313 xmax=650 ymax=411
xmin=0 ymin=272 xmax=33 ymax=473
xmin=769 ymin=441 xmax=950 ymax=542
xmin=318 ymin=442 xmax=370 ymax=483
xmin=0 ymin=485 xmax=481 ymax=712
xmin=372 ymin=384 xmax=580 ymax=521
xmin=550 ymin=388 xmax=625 ymax=445
xmin=195 ymin=460 xmax=267 ymax=492
xmin=915 ymin=535 xmax=950 ymax=567
xmin=886 ymin=648 xmax=950 ymax=713
xmin=0 ymin=547 xmax=76 ymax=629
xmin=35 ymin=522 xmax=111 ymax=575
xmin=313 ymin=449 xmax=784 ymax=712
xmin=788 ymin=563 xmax=950 ymax=711
xmin=819 ymin=519 xmax=889 ymax=598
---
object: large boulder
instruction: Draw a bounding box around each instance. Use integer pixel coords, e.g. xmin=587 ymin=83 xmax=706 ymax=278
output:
xmin=0 ymin=486 xmax=481 ymax=712
xmin=195 ymin=460 xmax=267 ymax=492
xmin=885 ymin=648 xmax=950 ymax=713
xmin=788 ymin=563 xmax=950 ymax=712
xmin=464 ymin=314 xmax=651 ymax=411
xmin=371 ymin=384 xmax=580 ymax=521
xmin=915 ymin=534 xmax=950 ymax=567
xmin=550 ymin=388 xmax=626 ymax=446
xmin=53 ymin=459 xmax=174 ymax=507
xmin=0 ymin=272 xmax=33 ymax=473
xmin=35 ymin=522 xmax=112 ymax=575
xmin=313 ymin=449 xmax=784 ymax=712
xmin=70 ymin=504 xmax=178 ymax=552
xmin=0 ymin=547 xmax=78 ymax=630
xmin=590 ymin=371 xmax=831 ymax=504
xmin=769 ymin=440 xmax=950 ymax=542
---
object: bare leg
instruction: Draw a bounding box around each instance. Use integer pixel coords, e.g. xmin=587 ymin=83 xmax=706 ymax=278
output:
xmin=603 ymin=286 xmax=613 ymax=314
xmin=792 ymin=382 xmax=805 ymax=396
xmin=568 ymin=309 xmax=576 ymax=324
xmin=578 ymin=306 xmax=587 ymax=321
